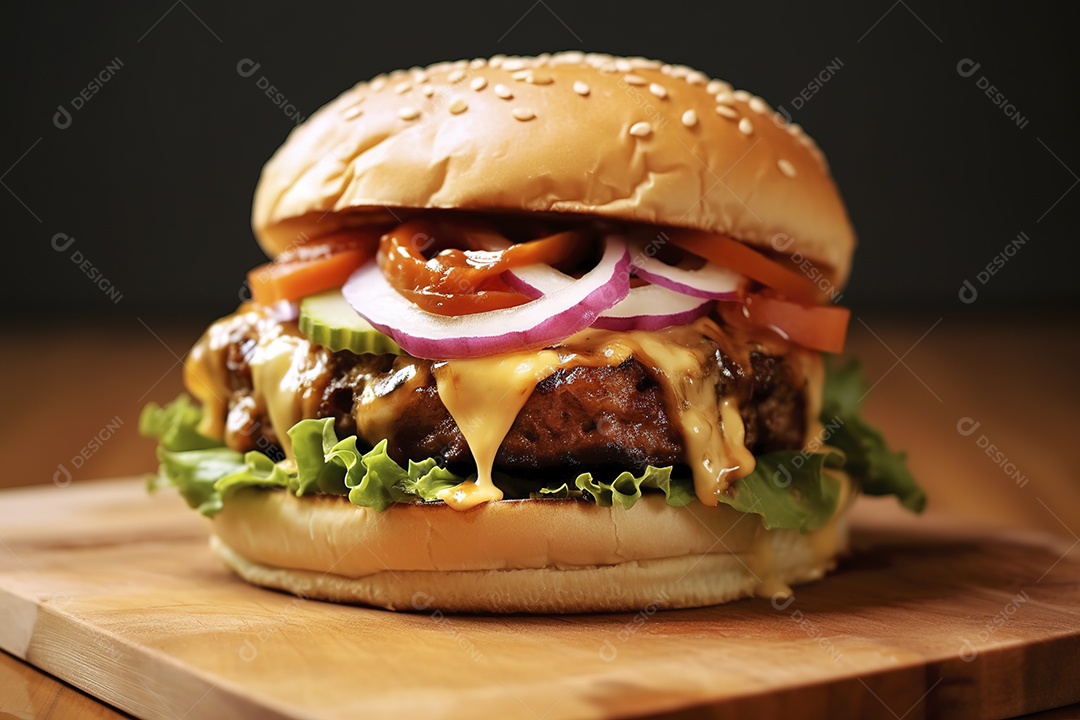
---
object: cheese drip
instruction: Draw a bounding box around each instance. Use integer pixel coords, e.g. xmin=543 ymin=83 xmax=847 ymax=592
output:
xmin=184 ymin=306 xmax=323 ymax=461
xmin=248 ymin=331 xmax=313 ymax=460
xmin=184 ymin=317 xmax=235 ymax=441
xmin=433 ymin=350 xmax=564 ymax=510
xmin=431 ymin=318 xmax=760 ymax=511
xmin=609 ymin=327 xmax=757 ymax=506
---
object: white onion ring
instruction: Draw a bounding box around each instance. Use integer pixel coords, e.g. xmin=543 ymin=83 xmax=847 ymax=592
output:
xmin=592 ymin=285 xmax=712 ymax=331
xmin=629 ymin=239 xmax=743 ymax=299
xmin=507 ymin=262 xmax=712 ymax=332
xmin=342 ymin=235 xmax=630 ymax=359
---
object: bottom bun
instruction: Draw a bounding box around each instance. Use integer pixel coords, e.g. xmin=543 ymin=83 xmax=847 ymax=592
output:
xmin=210 ymin=488 xmax=849 ymax=613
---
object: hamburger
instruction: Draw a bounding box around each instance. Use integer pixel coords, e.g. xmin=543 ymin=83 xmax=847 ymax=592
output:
xmin=141 ymin=52 xmax=925 ymax=613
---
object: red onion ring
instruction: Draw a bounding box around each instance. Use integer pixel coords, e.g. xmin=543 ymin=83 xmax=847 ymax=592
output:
xmin=342 ymin=235 xmax=630 ymax=359
xmin=629 ymin=239 xmax=743 ymax=299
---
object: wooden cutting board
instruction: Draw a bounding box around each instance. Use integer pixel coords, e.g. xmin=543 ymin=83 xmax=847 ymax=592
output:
xmin=0 ymin=479 xmax=1077 ymax=719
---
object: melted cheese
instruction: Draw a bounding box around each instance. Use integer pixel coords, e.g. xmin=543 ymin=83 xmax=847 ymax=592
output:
xmin=184 ymin=307 xmax=321 ymax=461
xmin=433 ymin=350 xmax=564 ymax=510
xmin=249 ymin=332 xmax=311 ymax=460
xmin=184 ymin=316 xmax=235 ymax=440
xmin=612 ymin=326 xmax=757 ymax=506
xmin=429 ymin=317 xmax=758 ymax=512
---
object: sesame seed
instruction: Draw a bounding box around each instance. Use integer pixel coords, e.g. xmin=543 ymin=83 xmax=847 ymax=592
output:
xmin=448 ymin=70 xmax=466 ymax=83
xmin=527 ymin=74 xmax=553 ymax=85
xmin=738 ymin=117 xmax=753 ymax=135
xmin=489 ymin=55 xmax=506 ymax=68
xmin=471 ymin=77 xmax=487 ymax=91
xmin=685 ymin=71 xmax=708 ymax=85
xmin=394 ymin=82 xmax=411 ymax=95
xmin=671 ymin=65 xmax=690 ymax=78
xmin=494 ymin=84 xmax=513 ymax=100
xmin=448 ymin=98 xmax=468 ymax=114
xmin=681 ymin=109 xmax=698 ymax=127
xmin=733 ymin=89 xmax=752 ymax=102
xmin=503 ymin=58 xmax=526 ymax=71
xmin=715 ymin=105 xmax=738 ymax=119
xmin=370 ymin=77 xmax=387 ymax=91
xmin=749 ymin=96 xmax=768 ymax=114
xmin=615 ymin=59 xmax=632 ymax=72
xmin=623 ymin=74 xmax=646 ymax=86
xmin=706 ymin=80 xmax=725 ymax=95
xmin=469 ymin=58 xmax=487 ymax=70
xmin=573 ymin=81 xmax=590 ymax=96
xmin=715 ymin=92 xmax=734 ymax=105
xmin=512 ymin=70 xmax=531 ymax=81
xmin=411 ymin=70 xmax=428 ymax=83
xmin=511 ymin=108 xmax=536 ymax=121
xmin=787 ymin=123 xmax=803 ymax=136
xmin=649 ymin=83 xmax=668 ymax=98
xmin=343 ymin=106 xmax=363 ymax=120
xmin=398 ymin=106 xmax=420 ymax=121
xmin=629 ymin=121 xmax=652 ymax=137
xmin=421 ymin=84 xmax=434 ymax=97
xmin=629 ymin=57 xmax=662 ymax=69
xmin=778 ymin=159 xmax=797 ymax=177
xmin=661 ymin=64 xmax=673 ymax=75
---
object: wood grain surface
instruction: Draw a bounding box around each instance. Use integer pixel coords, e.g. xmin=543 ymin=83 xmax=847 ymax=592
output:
xmin=0 ymin=316 xmax=1077 ymax=719
xmin=0 ymin=477 xmax=1078 ymax=720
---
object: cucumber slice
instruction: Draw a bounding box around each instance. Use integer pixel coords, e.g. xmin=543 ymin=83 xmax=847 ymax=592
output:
xmin=299 ymin=291 xmax=404 ymax=356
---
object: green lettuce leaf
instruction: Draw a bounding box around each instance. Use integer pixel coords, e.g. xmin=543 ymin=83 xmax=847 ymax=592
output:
xmin=572 ymin=466 xmax=695 ymax=509
xmin=344 ymin=439 xmax=464 ymax=510
xmin=821 ymin=360 xmax=926 ymax=512
xmin=216 ymin=451 xmax=292 ymax=496
xmin=153 ymin=446 xmax=246 ymax=515
xmin=533 ymin=457 xmax=837 ymax=531
xmin=719 ymin=451 xmax=842 ymax=532
xmin=140 ymin=399 xmax=465 ymax=516
xmin=535 ymin=482 xmax=576 ymax=499
xmin=286 ymin=418 xmax=463 ymax=509
xmin=288 ymin=418 xmax=349 ymax=496
xmin=139 ymin=395 xmax=221 ymax=452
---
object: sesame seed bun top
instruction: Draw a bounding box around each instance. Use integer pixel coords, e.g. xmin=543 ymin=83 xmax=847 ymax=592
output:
xmin=252 ymin=52 xmax=856 ymax=286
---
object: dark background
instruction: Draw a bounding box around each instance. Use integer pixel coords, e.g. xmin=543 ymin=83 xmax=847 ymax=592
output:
xmin=2 ymin=1 xmax=1077 ymax=321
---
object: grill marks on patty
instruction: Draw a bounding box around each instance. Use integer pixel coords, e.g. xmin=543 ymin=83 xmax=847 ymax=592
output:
xmin=220 ymin=319 xmax=808 ymax=476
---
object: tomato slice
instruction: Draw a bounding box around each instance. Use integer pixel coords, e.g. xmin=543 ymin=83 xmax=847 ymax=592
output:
xmin=722 ymin=293 xmax=850 ymax=353
xmin=248 ymin=233 xmax=376 ymax=304
xmin=666 ymin=229 xmax=820 ymax=304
